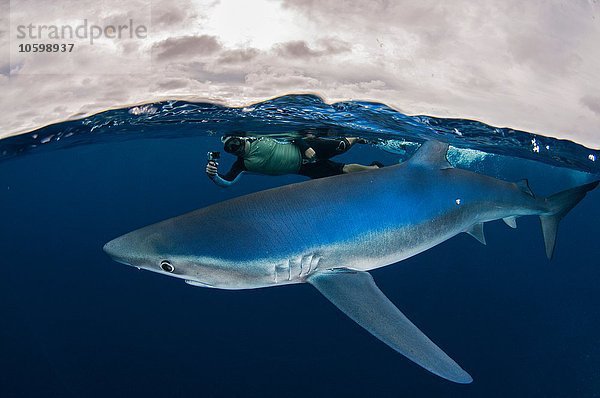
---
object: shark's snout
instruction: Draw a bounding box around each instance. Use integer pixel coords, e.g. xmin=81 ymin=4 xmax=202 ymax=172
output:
xmin=103 ymin=236 xmax=132 ymax=266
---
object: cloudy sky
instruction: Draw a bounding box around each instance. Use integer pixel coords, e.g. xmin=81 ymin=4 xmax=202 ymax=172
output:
xmin=1 ymin=0 xmax=599 ymax=148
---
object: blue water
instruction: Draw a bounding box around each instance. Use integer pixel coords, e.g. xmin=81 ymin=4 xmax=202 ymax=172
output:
xmin=1 ymin=95 xmax=599 ymax=397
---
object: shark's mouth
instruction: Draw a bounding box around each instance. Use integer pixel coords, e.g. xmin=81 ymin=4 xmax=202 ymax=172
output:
xmin=184 ymin=280 xmax=215 ymax=288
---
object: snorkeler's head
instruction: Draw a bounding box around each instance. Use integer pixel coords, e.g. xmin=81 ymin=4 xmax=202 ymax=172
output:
xmin=222 ymin=136 xmax=246 ymax=156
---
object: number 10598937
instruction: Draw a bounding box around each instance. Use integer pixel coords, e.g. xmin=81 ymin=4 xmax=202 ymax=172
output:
xmin=18 ymin=43 xmax=74 ymax=52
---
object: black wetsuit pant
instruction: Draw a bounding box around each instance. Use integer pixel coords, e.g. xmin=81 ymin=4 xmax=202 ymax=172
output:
xmin=298 ymin=138 xmax=350 ymax=179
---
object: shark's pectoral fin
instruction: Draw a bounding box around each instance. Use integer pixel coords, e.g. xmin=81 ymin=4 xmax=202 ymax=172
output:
xmin=307 ymin=269 xmax=472 ymax=384
xmin=465 ymin=223 xmax=486 ymax=245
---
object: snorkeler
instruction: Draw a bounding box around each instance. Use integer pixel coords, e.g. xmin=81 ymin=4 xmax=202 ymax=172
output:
xmin=205 ymin=135 xmax=383 ymax=188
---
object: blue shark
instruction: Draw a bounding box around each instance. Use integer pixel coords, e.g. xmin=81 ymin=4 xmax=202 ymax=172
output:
xmin=104 ymin=141 xmax=598 ymax=383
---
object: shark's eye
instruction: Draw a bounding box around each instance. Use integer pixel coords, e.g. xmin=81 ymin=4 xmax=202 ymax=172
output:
xmin=160 ymin=260 xmax=174 ymax=273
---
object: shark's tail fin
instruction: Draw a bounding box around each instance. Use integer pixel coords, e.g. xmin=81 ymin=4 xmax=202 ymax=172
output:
xmin=540 ymin=181 xmax=599 ymax=259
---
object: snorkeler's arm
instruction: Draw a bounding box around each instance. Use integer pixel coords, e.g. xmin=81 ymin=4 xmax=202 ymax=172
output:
xmin=207 ymin=158 xmax=246 ymax=188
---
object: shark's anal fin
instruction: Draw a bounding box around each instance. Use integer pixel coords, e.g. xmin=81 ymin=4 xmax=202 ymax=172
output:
xmin=409 ymin=141 xmax=452 ymax=169
xmin=466 ymin=223 xmax=486 ymax=245
xmin=307 ymin=269 xmax=473 ymax=384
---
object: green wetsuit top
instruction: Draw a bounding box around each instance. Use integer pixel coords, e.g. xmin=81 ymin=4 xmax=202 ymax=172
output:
xmin=243 ymin=138 xmax=302 ymax=175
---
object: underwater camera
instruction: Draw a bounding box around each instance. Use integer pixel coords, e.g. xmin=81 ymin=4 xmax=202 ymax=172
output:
xmin=207 ymin=151 xmax=220 ymax=162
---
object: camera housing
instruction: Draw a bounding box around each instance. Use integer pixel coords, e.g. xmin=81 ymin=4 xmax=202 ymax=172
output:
xmin=207 ymin=151 xmax=221 ymax=162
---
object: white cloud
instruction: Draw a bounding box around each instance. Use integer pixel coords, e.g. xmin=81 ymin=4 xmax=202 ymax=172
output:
xmin=201 ymin=0 xmax=305 ymax=49
xmin=1 ymin=0 xmax=600 ymax=149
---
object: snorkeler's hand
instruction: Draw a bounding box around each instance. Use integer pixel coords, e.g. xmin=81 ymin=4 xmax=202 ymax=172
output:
xmin=305 ymin=147 xmax=316 ymax=159
xmin=206 ymin=161 xmax=218 ymax=177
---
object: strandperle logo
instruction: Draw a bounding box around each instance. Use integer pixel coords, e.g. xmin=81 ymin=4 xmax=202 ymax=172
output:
xmin=15 ymin=19 xmax=148 ymax=44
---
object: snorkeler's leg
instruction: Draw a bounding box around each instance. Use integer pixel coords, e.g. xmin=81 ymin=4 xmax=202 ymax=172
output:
xmin=342 ymin=163 xmax=381 ymax=173
xmin=339 ymin=137 xmax=371 ymax=146
xmin=299 ymin=160 xmax=382 ymax=178
xmin=303 ymin=138 xmax=338 ymax=159
xmin=299 ymin=160 xmax=344 ymax=179
xmin=304 ymin=137 xmax=353 ymax=159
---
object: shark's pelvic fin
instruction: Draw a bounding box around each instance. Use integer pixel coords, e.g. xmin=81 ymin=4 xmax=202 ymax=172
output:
xmin=307 ymin=269 xmax=473 ymax=384
xmin=466 ymin=223 xmax=486 ymax=245
xmin=540 ymin=180 xmax=599 ymax=259
xmin=503 ymin=216 xmax=518 ymax=229
xmin=409 ymin=141 xmax=452 ymax=170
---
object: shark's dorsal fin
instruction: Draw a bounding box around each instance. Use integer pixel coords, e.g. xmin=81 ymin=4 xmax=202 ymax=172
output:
xmin=307 ymin=269 xmax=472 ymax=384
xmin=409 ymin=141 xmax=452 ymax=169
